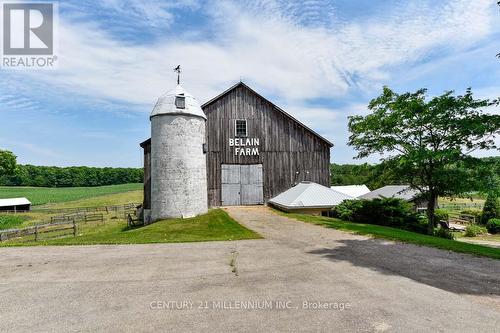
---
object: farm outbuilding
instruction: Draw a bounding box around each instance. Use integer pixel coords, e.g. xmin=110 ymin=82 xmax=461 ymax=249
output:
xmin=331 ymin=185 xmax=370 ymax=198
xmin=0 ymin=198 xmax=31 ymax=212
xmin=269 ymin=181 xmax=352 ymax=215
xmin=359 ymin=185 xmax=428 ymax=211
xmin=141 ymin=81 xmax=333 ymax=210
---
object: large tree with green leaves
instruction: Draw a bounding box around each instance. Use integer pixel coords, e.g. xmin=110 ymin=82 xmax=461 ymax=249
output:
xmin=348 ymin=87 xmax=500 ymax=234
xmin=0 ymin=150 xmax=17 ymax=176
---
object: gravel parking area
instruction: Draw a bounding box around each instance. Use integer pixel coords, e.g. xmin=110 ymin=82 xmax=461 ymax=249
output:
xmin=0 ymin=206 xmax=499 ymax=332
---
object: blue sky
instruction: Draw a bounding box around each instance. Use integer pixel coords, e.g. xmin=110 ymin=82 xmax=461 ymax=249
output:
xmin=1 ymin=0 xmax=499 ymax=167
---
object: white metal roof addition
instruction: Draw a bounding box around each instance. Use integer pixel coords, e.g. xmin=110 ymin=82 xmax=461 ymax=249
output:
xmin=359 ymin=185 xmax=421 ymax=201
xmin=269 ymin=182 xmax=354 ymax=209
xmin=0 ymin=197 xmax=31 ymax=207
xmin=331 ymin=185 xmax=370 ymax=198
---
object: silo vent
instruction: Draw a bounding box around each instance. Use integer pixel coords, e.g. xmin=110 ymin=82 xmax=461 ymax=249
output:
xmin=175 ymin=95 xmax=186 ymax=109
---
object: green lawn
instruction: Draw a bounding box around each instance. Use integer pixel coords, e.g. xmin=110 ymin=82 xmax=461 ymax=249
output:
xmin=1 ymin=209 xmax=261 ymax=246
xmin=278 ymin=211 xmax=500 ymax=260
xmin=0 ymin=184 xmax=142 ymax=206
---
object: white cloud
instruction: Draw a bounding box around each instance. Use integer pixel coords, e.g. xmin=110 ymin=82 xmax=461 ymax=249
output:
xmin=4 ymin=1 xmax=498 ymax=112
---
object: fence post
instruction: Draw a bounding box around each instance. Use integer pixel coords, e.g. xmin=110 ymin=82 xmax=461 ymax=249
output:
xmin=35 ymin=226 xmax=38 ymax=242
xmin=73 ymin=220 xmax=77 ymax=237
xmin=0 ymin=232 xmax=5 ymax=242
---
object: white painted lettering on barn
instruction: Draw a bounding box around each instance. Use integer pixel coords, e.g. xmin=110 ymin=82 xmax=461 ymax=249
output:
xmin=229 ymin=138 xmax=260 ymax=155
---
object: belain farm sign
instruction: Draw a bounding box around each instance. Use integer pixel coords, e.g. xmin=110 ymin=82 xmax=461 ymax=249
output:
xmin=229 ymin=138 xmax=260 ymax=156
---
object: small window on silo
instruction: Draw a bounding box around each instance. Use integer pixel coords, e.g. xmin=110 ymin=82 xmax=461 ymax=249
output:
xmin=235 ymin=119 xmax=247 ymax=137
xmin=175 ymin=95 xmax=186 ymax=109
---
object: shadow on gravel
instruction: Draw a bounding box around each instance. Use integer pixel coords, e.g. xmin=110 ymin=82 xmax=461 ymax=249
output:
xmin=308 ymin=239 xmax=500 ymax=296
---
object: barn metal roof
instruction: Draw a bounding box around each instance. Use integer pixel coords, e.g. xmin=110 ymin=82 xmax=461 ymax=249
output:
xmin=331 ymin=185 xmax=370 ymax=198
xmin=358 ymin=185 xmax=421 ymax=201
xmin=150 ymin=85 xmax=206 ymax=120
xmin=0 ymin=197 xmax=31 ymax=207
xmin=202 ymin=82 xmax=333 ymax=147
xmin=269 ymin=182 xmax=353 ymax=209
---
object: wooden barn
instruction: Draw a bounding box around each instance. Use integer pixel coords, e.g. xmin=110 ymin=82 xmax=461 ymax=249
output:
xmin=140 ymin=82 xmax=332 ymax=209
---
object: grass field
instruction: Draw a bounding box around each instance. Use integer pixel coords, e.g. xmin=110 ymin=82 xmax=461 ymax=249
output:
xmin=0 ymin=215 xmax=29 ymax=230
xmin=438 ymin=196 xmax=485 ymax=210
xmin=1 ymin=209 xmax=261 ymax=246
xmin=0 ymin=183 xmax=142 ymax=206
xmin=0 ymin=187 xmax=261 ymax=245
xmin=278 ymin=211 xmax=500 ymax=260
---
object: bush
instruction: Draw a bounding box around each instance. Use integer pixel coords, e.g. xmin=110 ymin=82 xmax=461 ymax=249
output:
xmin=0 ymin=214 xmax=28 ymax=230
xmin=464 ymin=225 xmax=488 ymax=237
xmin=434 ymin=209 xmax=449 ymax=223
xmin=486 ymin=218 xmax=500 ymax=234
xmin=460 ymin=209 xmax=482 ymax=223
xmin=333 ymin=198 xmax=427 ymax=233
xmin=434 ymin=227 xmax=455 ymax=240
xmin=481 ymin=193 xmax=499 ymax=224
xmin=332 ymin=199 xmax=364 ymax=221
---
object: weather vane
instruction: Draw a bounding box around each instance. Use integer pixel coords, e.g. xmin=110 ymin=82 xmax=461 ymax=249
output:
xmin=174 ymin=65 xmax=181 ymax=85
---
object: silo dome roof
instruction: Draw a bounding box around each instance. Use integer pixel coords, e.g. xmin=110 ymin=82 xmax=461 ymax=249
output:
xmin=150 ymin=85 xmax=206 ymax=119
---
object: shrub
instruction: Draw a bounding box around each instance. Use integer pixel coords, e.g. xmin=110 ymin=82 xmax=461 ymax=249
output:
xmin=0 ymin=214 xmax=28 ymax=230
xmin=332 ymin=199 xmax=364 ymax=221
xmin=464 ymin=225 xmax=488 ymax=237
xmin=486 ymin=218 xmax=500 ymax=234
xmin=333 ymin=198 xmax=427 ymax=233
xmin=434 ymin=227 xmax=455 ymax=240
xmin=460 ymin=209 xmax=482 ymax=223
xmin=434 ymin=209 xmax=449 ymax=223
xmin=481 ymin=193 xmax=499 ymax=224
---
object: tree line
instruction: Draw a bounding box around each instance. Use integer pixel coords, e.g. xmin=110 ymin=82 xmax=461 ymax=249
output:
xmin=330 ymin=157 xmax=500 ymax=192
xmin=0 ymin=164 xmax=143 ymax=187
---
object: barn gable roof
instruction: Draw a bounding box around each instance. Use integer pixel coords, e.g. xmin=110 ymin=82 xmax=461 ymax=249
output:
xmin=202 ymin=82 xmax=333 ymax=147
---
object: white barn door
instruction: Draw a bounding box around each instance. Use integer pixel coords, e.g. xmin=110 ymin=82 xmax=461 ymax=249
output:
xmin=221 ymin=164 xmax=241 ymax=206
xmin=221 ymin=164 xmax=263 ymax=206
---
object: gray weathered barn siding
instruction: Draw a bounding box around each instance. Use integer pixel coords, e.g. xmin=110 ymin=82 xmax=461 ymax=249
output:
xmin=203 ymin=83 xmax=332 ymax=207
xmin=140 ymin=139 xmax=151 ymax=210
xmin=140 ymin=82 xmax=332 ymax=209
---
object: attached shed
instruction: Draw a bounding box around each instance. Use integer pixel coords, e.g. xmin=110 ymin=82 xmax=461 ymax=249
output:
xmin=139 ymin=138 xmax=151 ymax=211
xmin=0 ymin=198 xmax=31 ymax=212
xmin=268 ymin=181 xmax=353 ymax=215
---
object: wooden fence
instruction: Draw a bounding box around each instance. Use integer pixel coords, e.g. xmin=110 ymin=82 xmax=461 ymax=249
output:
xmin=50 ymin=212 xmax=104 ymax=224
xmin=0 ymin=203 xmax=140 ymax=242
xmin=437 ymin=202 xmax=483 ymax=211
xmin=0 ymin=220 xmax=77 ymax=242
xmin=31 ymin=203 xmax=140 ymax=215
xmin=1 ymin=213 xmax=105 ymax=243
xmin=448 ymin=212 xmax=479 ymax=225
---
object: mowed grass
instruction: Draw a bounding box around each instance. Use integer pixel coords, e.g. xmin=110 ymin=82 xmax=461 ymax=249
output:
xmin=1 ymin=209 xmax=261 ymax=246
xmin=8 ymin=190 xmax=144 ymax=228
xmin=0 ymin=183 xmax=142 ymax=206
xmin=278 ymin=211 xmax=500 ymax=260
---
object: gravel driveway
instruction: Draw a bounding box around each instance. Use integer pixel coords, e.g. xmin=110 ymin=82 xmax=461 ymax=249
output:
xmin=0 ymin=206 xmax=499 ymax=332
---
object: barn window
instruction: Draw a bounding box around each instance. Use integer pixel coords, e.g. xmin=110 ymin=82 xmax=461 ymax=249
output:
xmin=175 ymin=95 xmax=185 ymax=109
xmin=235 ymin=119 xmax=247 ymax=137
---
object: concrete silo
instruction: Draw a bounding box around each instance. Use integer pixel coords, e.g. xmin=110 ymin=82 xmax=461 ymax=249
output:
xmin=149 ymin=84 xmax=208 ymax=221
